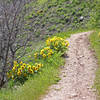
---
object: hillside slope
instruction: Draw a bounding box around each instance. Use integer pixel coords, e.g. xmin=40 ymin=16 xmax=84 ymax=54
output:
xmin=24 ymin=0 xmax=94 ymax=40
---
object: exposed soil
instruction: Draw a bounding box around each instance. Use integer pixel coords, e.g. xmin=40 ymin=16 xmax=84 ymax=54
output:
xmin=42 ymin=31 xmax=97 ymax=100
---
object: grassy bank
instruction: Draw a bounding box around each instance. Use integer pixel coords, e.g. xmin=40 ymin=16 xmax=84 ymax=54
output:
xmin=89 ymin=29 xmax=100 ymax=99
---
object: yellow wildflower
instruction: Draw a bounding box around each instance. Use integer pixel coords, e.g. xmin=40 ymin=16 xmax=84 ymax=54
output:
xmin=14 ymin=61 xmax=17 ymax=65
xmin=46 ymin=38 xmax=50 ymax=46
xmin=24 ymin=73 xmax=27 ymax=77
xmin=42 ymin=54 xmax=46 ymax=58
xmin=54 ymin=42 xmax=58 ymax=46
xmin=62 ymin=42 xmax=65 ymax=46
xmin=17 ymin=71 xmax=21 ymax=76
xmin=21 ymin=65 xmax=25 ymax=70
xmin=48 ymin=52 xmax=51 ymax=57
xmin=44 ymin=47 xmax=50 ymax=50
xmin=28 ymin=69 xmax=34 ymax=74
xmin=37 ymin=64 xmax=42 ymax=68
xmin=49 ymin=49 xmax=53 ymax=53
xmin=41 ymin=64 xmax=43 ymax=67
xmin=12 ymin=67 xmax=16 ymax=72
xmin=40 ymin=51 xmax=44 ymax=55
xmin=20 ymin=61 xmax=23 ymax=65
xmin=7 ymin=72 xmax=12 ymax=78
xmin=27 ymin=65 xmax=31 ymax=69
xmin=23 ymin=63 xmax=26 ymax=67
xmin=34 ymin=67 xmax=39 ymax=71
xmin=34 ymin=52 xmax=38 ymax=58
xmin=32 ymin=66 xmax=35 ymax=70
xmin=18 ymin=68 xmax=22 ymax=72
xmin=65 ymin=40 xmax=69 ymax=47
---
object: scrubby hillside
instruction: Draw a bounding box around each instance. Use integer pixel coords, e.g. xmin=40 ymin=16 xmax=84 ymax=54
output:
xmin=24 ymin=0 xmax=94 ymax=40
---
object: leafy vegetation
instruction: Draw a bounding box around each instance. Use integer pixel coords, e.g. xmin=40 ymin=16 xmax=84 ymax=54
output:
xmin=89 ymin=30 xmax=100 ymax=99
xmin=24 ymin=0 xmax=94 ymax=40
xmin=89 ymin=0 xmax=100 ymax=99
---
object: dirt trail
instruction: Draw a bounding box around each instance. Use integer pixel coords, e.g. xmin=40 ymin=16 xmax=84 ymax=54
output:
xmin=42 ymin=31 xmax=97 ymax=100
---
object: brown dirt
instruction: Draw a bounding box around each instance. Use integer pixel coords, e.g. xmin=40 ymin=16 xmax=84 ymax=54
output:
xmin=42 ymin=31 xmax=97 ymax=100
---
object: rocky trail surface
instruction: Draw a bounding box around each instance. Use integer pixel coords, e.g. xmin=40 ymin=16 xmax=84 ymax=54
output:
xmin=42 ymin=31 xmax=97 ymax=100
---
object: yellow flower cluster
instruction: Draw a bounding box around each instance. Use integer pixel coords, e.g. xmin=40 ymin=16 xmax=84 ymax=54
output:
xmin=7 ymin=61 xmax=43 ymax=82
xmin=34 ymin=47 xmax=54 ymax=59
xmin=46 ymin=36 xmax=69 ymax=52
xmin=40 ymin=47 xmax=53 ymax=58
xmin=34 ymin=36 xmax=69 ymax=60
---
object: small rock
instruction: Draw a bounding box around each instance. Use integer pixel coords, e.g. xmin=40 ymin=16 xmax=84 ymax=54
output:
xmin=69 ymin=93 xmax=78 ymax=98
xmin=80 ymin=16 xmax=84 ymax=21
xmin=82 ymin=97 xmax=86 ymax=99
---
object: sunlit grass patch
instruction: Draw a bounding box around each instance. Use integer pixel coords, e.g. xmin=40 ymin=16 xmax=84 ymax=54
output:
xmin=89 ymin=29 xmax=100 ymax=99
xmin=37 ymin=0 xmax=48 ymax=5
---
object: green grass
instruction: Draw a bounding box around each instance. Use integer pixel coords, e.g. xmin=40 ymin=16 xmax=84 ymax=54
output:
xmin=37 ymin=0 xmax=60 ymax=5
xmin=37 ymin=0 xmax=48 ymax=5
xmin=89 ymin=29 xmax=100 ymax=99
xmin=52 ymin=27 xmax=93 ymax=40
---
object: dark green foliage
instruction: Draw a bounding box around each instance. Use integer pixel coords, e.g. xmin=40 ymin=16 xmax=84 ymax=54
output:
xmin=87 ymin=0 xmax=100 ymax=28
xmin=23 ymin=0 xmax=93 ymax=40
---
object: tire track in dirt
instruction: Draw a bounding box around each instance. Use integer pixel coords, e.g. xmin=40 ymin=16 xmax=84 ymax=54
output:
xmin=42 ymin=31 xmax=97 ymax=100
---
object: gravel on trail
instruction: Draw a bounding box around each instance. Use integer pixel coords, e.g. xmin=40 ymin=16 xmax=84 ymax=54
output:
xmin=42 ymin=31 xmax=97 ymax=100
